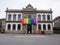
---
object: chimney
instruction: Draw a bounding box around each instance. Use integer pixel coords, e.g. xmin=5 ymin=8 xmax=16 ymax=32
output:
xmin=6 ymin=8 xmax=8 ymax=11
xmin=50 ymin=8 xmax=52 ymax=11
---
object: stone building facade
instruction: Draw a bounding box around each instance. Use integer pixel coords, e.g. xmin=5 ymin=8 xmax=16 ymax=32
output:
xmin=0 ymin=19 xmax=2 ymax=30
xmin=0 ymin=19 xmax=5 ymax=31
xmin=53 ymin=16 xmax=60 ymax=27
xmin=53 ymin=16 xmax=60 ymax=34
xmin=5 ymin=4 xmax=53 ymax=34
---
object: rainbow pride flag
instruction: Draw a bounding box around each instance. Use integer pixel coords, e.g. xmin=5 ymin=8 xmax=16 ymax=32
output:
xmin=21 ymin=18 xmax=38 ymax=24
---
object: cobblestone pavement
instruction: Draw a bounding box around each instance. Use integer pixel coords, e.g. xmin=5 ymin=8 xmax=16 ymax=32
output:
xmin=0 ymin=34 xmax=60 ymax=45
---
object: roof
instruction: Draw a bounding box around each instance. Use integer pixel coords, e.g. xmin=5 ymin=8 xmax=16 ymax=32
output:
xmin=5 ymin=4 xmax=53 ymax=13
xmin=54 ymin=16 xmax=60 ymax=21
xmin=0 ymin=18 xmax=6 ymax=21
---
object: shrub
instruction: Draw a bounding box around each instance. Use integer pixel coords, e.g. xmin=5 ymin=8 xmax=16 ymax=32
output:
xmin=53 ymin=27 xmax=60 ymax=31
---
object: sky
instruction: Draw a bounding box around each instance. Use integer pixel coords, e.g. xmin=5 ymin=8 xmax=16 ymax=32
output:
xmin=0 ymin=0 xmax=60 ymax=19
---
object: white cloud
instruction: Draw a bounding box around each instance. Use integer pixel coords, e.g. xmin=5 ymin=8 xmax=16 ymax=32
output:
xmin=0 ymin=0 xmax=60 ymax=19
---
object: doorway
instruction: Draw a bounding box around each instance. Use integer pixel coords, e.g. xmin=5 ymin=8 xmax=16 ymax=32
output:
xmin=27 ymin=24 xmax=32 ymax=34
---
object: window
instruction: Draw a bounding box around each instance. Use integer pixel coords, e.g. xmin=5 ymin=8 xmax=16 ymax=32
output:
xmin=43 ymin=15 xmax=46 ymax=21
xmin=43 ymin=24 xmax=46 ymax=30
xmin=18 ymin=14 xmax=21 ymax=21
xmin=13 ymin=24 xmax=16 ymax=30
xmin=13 ymin=14 xmax=16 ymax=21
xmin=8 ymin=14 xmax=11 ymax=21
xmin=38 ymin=15 xmax=41 ymax=21
xmin=18 ymin=24 xmax=21 ymax=30
xmin=38 ymin=24 xmax=41 ymax=30
xmin=48 ymin=24 xmax=51 ymax=30
xmin=8 ymin=24 xmax=11 ymax=30
xmin=47 ymin=15 xmax=50 ymax=20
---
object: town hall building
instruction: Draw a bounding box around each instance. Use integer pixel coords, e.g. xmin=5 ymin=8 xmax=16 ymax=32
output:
xmin=5 ymin=4 xmax=53 ymax=34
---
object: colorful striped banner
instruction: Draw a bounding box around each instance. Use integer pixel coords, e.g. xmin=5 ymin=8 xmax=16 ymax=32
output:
xmin=21 ymin=18 xmax=38 ymax=24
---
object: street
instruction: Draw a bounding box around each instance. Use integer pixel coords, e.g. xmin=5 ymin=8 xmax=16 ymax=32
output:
xmin=0 ymin=34 xmax=60 ymax=45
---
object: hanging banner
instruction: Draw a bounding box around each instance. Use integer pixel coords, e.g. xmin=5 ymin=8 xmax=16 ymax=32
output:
xmin=21 ymin=18 xmax=38 ymax=24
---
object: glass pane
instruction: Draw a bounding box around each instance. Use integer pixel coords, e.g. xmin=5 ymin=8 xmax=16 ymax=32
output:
xmin=38 ymin=15 xmax=41 ymax=21
xmin=43 ymin=15 xmax=45 ymax=21
xmin=13 ymin=14 xmax=16 ymax=21
xmin=48 ymin=24 xmax=51 ymax=30
xmin=18 ymin=15 xmax=21 ymax=21
xmin=47 ymin=15 xmax=50 ymax=20
xmin=13 ymin=24 xmax=16 ymax=30
xmin=8 ymin=14 xmax=11 ymax=21
xmin=38 ymin=24 xmax=41 ymax=30
xmin=8 ymin=24 xmax=11 ymax=30
xmin=18 ymin=24 xmax=21 ymax=30
xmin=43 ymin=24 xmax=46 ymax=30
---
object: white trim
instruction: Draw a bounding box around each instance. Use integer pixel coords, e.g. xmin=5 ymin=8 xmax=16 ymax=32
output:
xmin=45 ymin=14 xmax=47 ymax=21
xmin=36 ymin=24 xmax=38 ymax=30
xmin=46 ymin=24 xmax=48 ymax=31
xmin=11 ymin=14 xmax=13 ymax=21
xmin=6 ymin=23 xmax=7 ymax=31
xmin=11 ymin=24 xmax=12 ymax=31
xmin=6 ymin=23 xmax=22 ymax=31
xmin=16 ymin=15 xmax=18 ymax=21
xmin=21 ymin=24 xmax=22 ymax=31
xmin=16 ymin=24 xmax=17 ymax=31
xmin=37 ymin=23 xmax=52 ymax=31
xmin=41 ymin=24 xmax=43 ymax=31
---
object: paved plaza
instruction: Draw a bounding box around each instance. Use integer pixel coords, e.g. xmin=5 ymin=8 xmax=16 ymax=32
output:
xmin=0 ymin=34 xmax=60 ymax=45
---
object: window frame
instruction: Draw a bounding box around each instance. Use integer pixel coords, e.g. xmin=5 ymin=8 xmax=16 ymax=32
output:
xmin=17 ymin=24 xmax=21 ymax=30
xmin=8 ymin=14 xmax=11 ymax=21
xmin=13 ymin=24 xmax=16 ymax=30
xmin=38 ymin=24 xmax=41 ymax=30
xmin=48 ymin=24 xmax=51 ymax=30
xmin=47 ymin=15 xmax=50 ymax=21
xmin=8 ymin=24 xmax=11 ymax=30
xmin=43 ymin=15 xmax=46 ymax=21
xmin=18 ymin=14 xmax=21 ymax=21
xmin=43 ymin=24 xmax=46 ymax=30
xmin=13 ymin=14 xmax=16 ymax=21
xmin=38 ymin=15 xmax=41 ymax=21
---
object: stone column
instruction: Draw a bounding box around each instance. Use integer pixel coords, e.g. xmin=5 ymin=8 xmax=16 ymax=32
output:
xmin=32 ymin=25 xmax=36 ymax=34
xmin=6 ymin=23 xmax=7 ymax=31
xmin=41 ymin=15 xmax=43 ymax=21
xmin=46 ymin=15 xmax=47 ymax=21
xmin=41 ymin=24 xmax=43 ymax=31
xmin=46 ymin=24 xmax=48 ymax=31
xmin=25 ymin=25 xmax=26 ymax=34
xmin=21 ymin=24 xmax=22 ymax=31
xmin=16 ymin=24 xmax=17 ymax=31
xmin=16 ymin=15 xmax=18 ymax=21
xmin=36 ymin=24 xmax=38 ymax=33
xmin=11 ymin=24 xmax=12 ymax=31
xmin=7 ymin=14 xmax=8 ymax=21
xmin=11 ymin=14 xmax=13 ymax=21
xmin=40 ymin=15 xmax=42 ymax=21
xmin=50 ymin=15 xmax=52 ymax=21
xmin=51 ymin=24 xmax=53 ymax=31
xmin=21 ymin=13 xmax=22 ymax=19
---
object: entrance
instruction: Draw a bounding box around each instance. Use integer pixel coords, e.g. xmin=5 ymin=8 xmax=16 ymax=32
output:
xmin=27 ymin=24 xmax=32 ymax=34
